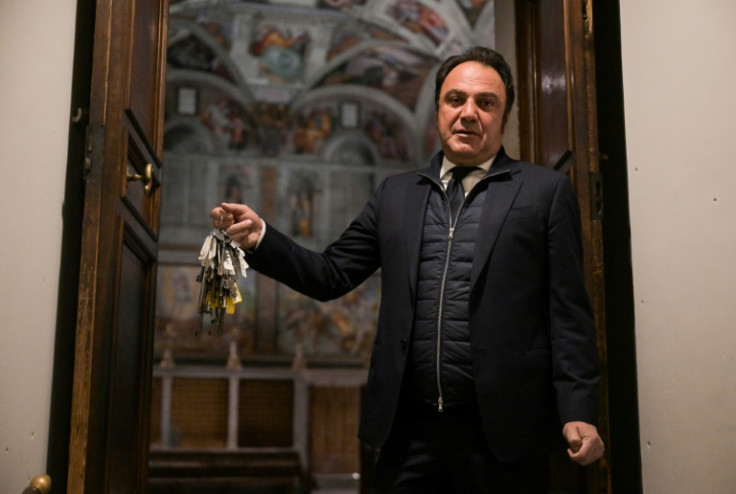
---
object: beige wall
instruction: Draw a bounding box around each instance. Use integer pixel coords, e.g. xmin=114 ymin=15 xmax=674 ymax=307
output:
xmin=619 ymin=0 xmax=736 ymax=491
xmin=0 ymin=0 xmax=76 ymax=490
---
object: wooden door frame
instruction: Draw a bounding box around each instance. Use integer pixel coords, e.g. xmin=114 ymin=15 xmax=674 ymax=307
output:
xmin=67 ymin=0 xmax=127 ymax=486
xmin=592 ymin=0 xmax=643 ymax=490
xmin=66 ymin=0 xmax=169 ymax=491
xmin=515 ymin=0 xmax=611 ymax=492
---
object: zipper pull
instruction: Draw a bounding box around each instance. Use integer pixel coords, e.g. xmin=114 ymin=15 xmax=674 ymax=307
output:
xmin=448 ymin=227 xmax=454 ymax=240
xmin=437 ymin=396 xmax=444 ymax=413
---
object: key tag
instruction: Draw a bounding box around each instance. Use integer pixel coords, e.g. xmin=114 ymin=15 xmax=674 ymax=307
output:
xmin=195 ymin=227 xmax=248 ymax=336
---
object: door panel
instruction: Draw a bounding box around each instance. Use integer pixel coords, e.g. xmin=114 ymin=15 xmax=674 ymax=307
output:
xmin=530 ymin=0 xmax=572 ymax=172
xmin=516 ymin=0 xmax=610 ymax=492
xmin=108 ymin=239 xmax=147 ymax=494
xmin=130 ymin=1 xmax=168 ymax=142
xmin=67 ymin=0 xmax=168 ymax=492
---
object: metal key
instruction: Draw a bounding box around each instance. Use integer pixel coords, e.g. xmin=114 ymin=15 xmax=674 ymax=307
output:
xmin=196 ymin=228 xmax=247 ymax=336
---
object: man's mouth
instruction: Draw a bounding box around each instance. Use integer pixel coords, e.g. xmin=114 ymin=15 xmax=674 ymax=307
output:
xmin=454 ymin=129 xmax=478 ymax=137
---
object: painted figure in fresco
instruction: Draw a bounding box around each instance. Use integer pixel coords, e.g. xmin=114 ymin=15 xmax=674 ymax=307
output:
xmin=250 ymin=24 xmax=311 ymax=82
xmin=210 ymin=47 xmax=603 ymax=492
xmin=321 ymin=46 xmax=434 ymax=110
xmin=255 ymin=103 xmax=291 ymax=156
xmin=363 ymin=110 xmax=407 ymax=160
xmin=201 ymin=97 xmax=254 ymax=151
xmin=289 ymin=189 xmax=313 ymax=239
xmin=388 ymin=0 xmax=449 ymax=46
xmin=293 ymin=108 xmax=334 ymax=154
xmin=227 ymin=109 xmax=247 ymax=150
xmin=202 ymin=97 xmax=232 ymax=142
xmin=168 ymin=35 xmax=216 ymax=72
xmin=282 ymin=282 xmax=377 ymax=357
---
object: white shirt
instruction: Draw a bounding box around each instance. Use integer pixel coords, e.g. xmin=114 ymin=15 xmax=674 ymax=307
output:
xmin=440 ymin=155 xmax=495 ymax=195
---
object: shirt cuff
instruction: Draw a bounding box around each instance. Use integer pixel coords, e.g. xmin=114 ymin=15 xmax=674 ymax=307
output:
xmin=254 ymin=221 xmax=267 ymax=250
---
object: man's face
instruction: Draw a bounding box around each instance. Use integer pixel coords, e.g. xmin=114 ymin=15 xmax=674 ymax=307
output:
xmin=436 ymin=61 xmax=508 ymax=166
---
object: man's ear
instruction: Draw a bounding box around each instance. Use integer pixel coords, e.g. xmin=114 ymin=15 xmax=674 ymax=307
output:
xmin=501 ymin=110 xmax=510 ymax=133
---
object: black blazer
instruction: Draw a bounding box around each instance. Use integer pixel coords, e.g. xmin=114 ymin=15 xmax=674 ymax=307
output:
xmin=246 ymin=148 xmax=600 ymax=462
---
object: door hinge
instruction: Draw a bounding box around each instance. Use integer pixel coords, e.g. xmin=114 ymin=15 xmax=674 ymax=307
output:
xmin=83 ymin=124 xmax=104 ymax=179
xmin=589 ymin=170 xmax=603 ymax=221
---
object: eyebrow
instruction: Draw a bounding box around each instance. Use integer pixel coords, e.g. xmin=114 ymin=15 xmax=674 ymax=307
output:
xmin=444 ymin=89 xmax=465 ymax=99
xmin=444 ymin=89 xmax=501 ymax=103
xmin=475 ymin=92 xmax=501 ymax=103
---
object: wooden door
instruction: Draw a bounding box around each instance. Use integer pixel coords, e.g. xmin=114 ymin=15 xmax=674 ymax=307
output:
xmin=67 ymin=0 xmax=169 ymax=492
xmin=515 ymin=0 xmax=610 ymax=492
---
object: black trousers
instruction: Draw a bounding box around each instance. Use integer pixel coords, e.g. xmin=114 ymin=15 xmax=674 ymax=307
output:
xmin=370 ymin=401 xmax=549 ymax=494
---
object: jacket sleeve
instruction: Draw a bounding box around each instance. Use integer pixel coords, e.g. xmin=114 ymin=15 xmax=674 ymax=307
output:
xmin=244 ymin=180 xmax=385 ymax=302
xmin=546 ymin=176 xmax=601 ymax=426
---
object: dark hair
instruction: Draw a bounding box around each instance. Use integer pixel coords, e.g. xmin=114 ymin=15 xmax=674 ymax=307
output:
xmin=434 ymin=46 xmax=515 ymax=118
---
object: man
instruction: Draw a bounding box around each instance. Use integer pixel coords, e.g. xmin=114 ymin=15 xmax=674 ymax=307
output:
xmin=211 ymin=46 xmax=603 ymax=492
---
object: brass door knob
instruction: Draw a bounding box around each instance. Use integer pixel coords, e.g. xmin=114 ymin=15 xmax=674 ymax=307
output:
xmin=126 ymin=162 xmax=155 ymax=195
xmin=23 ymin=474 xmax=51 ymax=494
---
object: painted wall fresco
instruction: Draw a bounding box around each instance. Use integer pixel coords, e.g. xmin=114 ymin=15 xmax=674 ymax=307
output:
xmin=157 ymin=0 xmax=496 ymax=364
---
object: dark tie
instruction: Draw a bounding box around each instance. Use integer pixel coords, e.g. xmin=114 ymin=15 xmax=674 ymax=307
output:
xmin=446 ymin=166 xmax=477 ymax=217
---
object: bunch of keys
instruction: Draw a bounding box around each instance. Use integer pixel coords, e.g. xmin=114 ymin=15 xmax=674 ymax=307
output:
xmin=196 ymin=227 xmax=248 ymax=336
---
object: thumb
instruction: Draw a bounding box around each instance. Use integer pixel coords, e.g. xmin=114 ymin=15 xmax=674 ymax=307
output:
xmin=563 ymin=424 xmax=583 ymax=453
xmin=221 ymin=202 xmax=251 ymax=219
xmin=568 ymin=434 xmax=582 ymax=454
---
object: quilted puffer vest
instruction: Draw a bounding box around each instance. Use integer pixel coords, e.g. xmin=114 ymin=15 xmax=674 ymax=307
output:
xmin=403 ymin=179 xmax=486 ymax=410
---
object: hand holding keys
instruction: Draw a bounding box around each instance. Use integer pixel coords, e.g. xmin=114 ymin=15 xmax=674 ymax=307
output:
xmin=209 ymin=203 xmax=264 ymax=252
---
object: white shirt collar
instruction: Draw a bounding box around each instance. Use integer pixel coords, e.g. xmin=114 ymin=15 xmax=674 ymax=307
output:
xmin=440 ymin=154 xmax=495 ymax=180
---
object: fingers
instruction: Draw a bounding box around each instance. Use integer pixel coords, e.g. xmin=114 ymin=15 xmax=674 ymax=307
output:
xmin=563 ymin=421 xmax=605 ymax=466
xmin=210 ymin=203 xmax=253 ymax=228
xmin=567 ymin=436 xmax=583 ymax=455
xmin=210 ymin=203 xmax=263 ymax=250
xmin=571 ymin=438 xmax=604 ymax=466
xmin=227 ymin=216 xmax=261 ymax=238
xmin=209 ymin=206 xmax=233 ymax=228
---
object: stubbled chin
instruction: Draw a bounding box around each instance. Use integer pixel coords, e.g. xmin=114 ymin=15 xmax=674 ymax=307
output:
xmin=449 ymin=138 xmax=480 ymax=154
xmin=445 ymin=147 xmax=481 ymax=165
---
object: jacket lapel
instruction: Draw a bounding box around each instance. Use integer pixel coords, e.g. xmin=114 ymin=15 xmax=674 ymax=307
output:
xmin=470 ymin=161 xmax=522 ymax=289
xmin=405 ymin=157 xmax=442 ymax=303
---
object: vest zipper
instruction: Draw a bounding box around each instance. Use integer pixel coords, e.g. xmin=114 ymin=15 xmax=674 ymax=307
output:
xmin=419 ymin=168 xmax=510 ymax=413
xmin=435 ymin=188 xmax=465 ymax=412
xmin=435 ymin=224 xmax=454 ymax=412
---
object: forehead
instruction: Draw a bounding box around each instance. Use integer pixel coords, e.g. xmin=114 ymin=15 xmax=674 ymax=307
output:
xmin=441 ymin=61 xmax=506 ymax=100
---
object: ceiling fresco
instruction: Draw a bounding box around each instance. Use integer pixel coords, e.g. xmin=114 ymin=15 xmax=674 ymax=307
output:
xmin=164 ymin=0 xmax=496 ymax=163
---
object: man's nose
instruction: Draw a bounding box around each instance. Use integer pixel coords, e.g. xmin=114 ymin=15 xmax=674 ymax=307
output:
xmin=459 ymin=99 xmax=478 ymax=120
